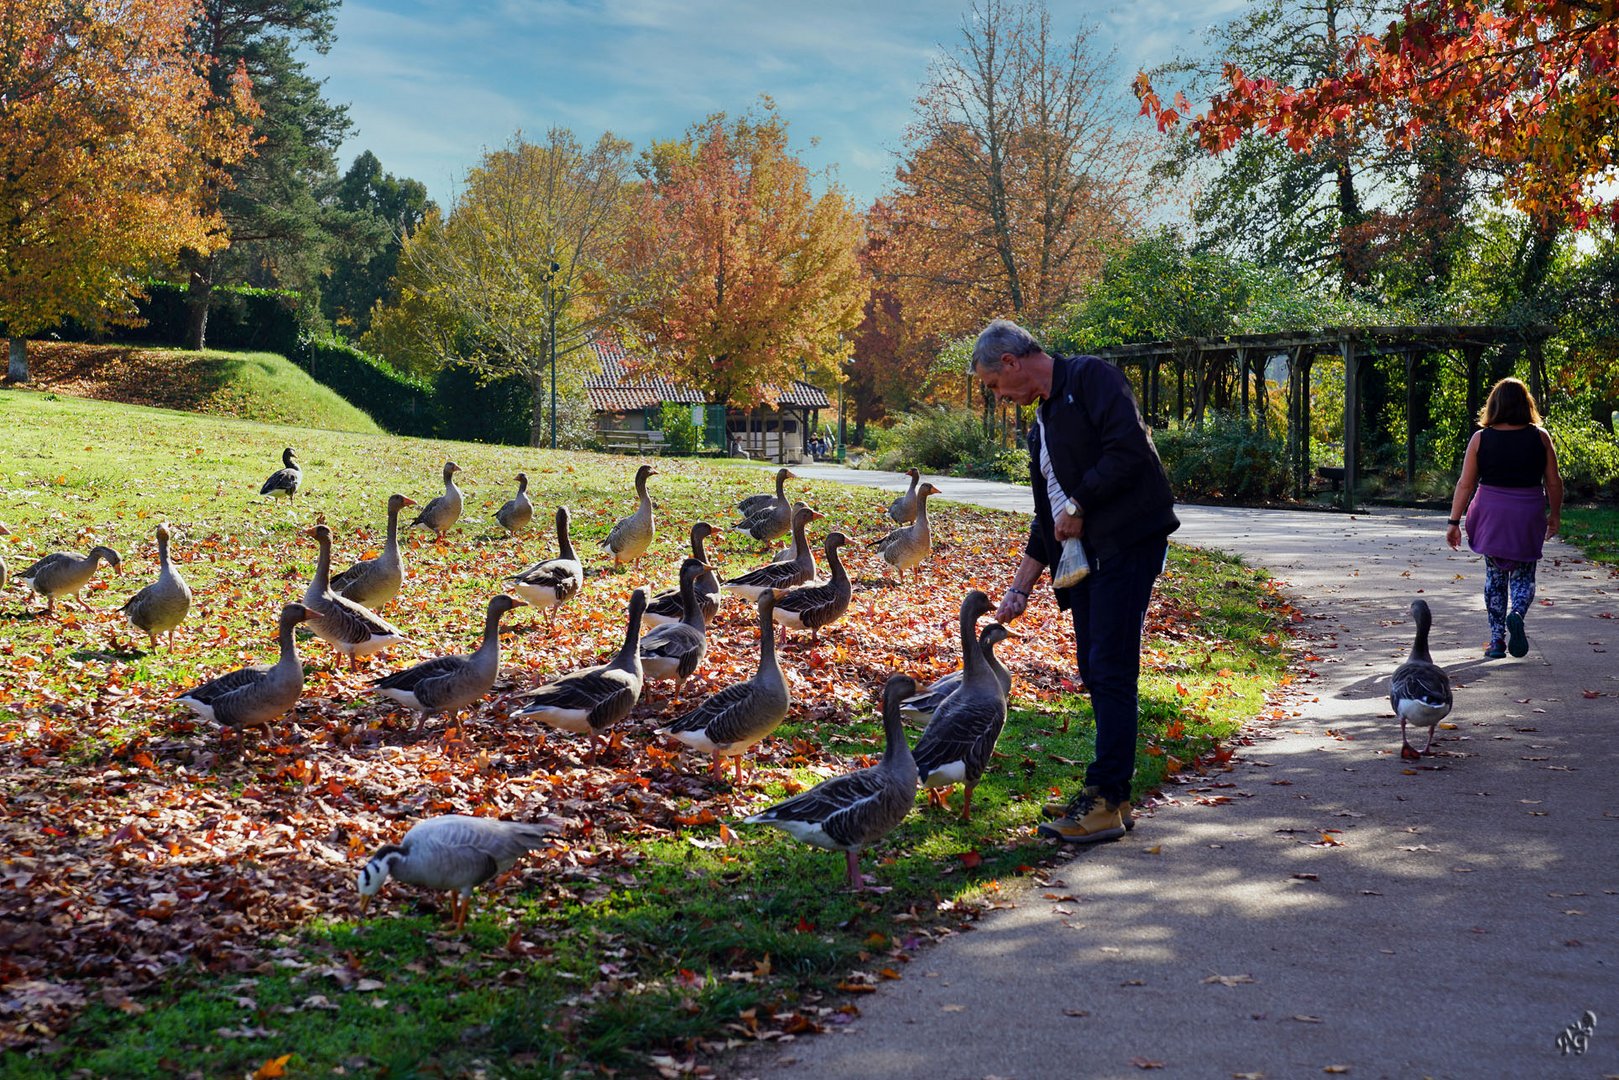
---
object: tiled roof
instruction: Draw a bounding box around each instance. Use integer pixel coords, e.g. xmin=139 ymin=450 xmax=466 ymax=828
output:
xmin=585 ymin=337 xmax=830 ymax=412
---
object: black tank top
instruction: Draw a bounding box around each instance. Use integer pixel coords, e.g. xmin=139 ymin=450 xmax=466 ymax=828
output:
xmin=1477 ymin=426 xmax=1545 ymax=488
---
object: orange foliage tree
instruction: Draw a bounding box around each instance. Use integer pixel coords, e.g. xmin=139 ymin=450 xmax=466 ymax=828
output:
xmin=0 ymin=0 xmax=255 ymax=380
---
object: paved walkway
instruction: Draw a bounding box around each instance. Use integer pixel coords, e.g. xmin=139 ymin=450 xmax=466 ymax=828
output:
xmin=745 ymin=464 xmax=1619 ymax=1080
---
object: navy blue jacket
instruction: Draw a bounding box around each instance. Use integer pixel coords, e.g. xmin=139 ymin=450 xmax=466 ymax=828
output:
xmin=1025 ymin=354 xmax=1179 ymax=606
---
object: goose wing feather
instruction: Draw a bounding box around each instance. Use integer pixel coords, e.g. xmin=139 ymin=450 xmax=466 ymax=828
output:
xmin=260 ymin=467 xmax=299 ymax=496
xmin=178 ymin=665 xmax=269 ymax=704
xmin=20 ymin=553 xmax=73 ymax=580
xmin=1391 ymin=660 xmax=1452 ymax=709
xmin=912 ymin=697 xmax=1006 ymax=786
xmin=661 ymin=681 xmax=757 ymax=740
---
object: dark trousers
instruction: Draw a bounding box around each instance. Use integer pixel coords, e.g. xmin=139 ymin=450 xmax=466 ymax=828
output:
xmin=1070 ymin=537 xmax=1168 ymax=805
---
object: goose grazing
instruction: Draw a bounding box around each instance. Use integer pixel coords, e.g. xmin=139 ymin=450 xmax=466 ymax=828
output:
xmin=302 ymin=524 xmax=406 ymax=669
xmin=20 ymin=545 xmax=121 ymax=615
xmin=330 ymin=494 xmax=416 ymax=608
xmin=772 ymin=531 xmax=854 ymax=643
xmin=411 ymin=460 xmax=464 ymax=541
xmin=657 ymin=590 xmax=790 ymax=783
xmin=495 ymin=472 xmax=534 ymax=535
xmin=357 ymin=814 xmax=560 ymax=930
xmin=639 ymin=558 xmax=712 ymax=695
xmin=176 ymin=602 xmax=319 ymax=751
xmin=744 ymin=674 xmax=920 ymax=890
xmin=515 ymin=587 xmax=647 ymax=761
xmin=870 ymin=482 xmax=941 ymax=582
xmin=722 ymin=506 xmax=820 ymax=601
xmin=601 ymin=464 xmax=657 ymax=569
xmin=373 ymin=595 xmax=526 ymax=734
xmin=119 ymin=524 xmax=192 ymax=649
xmin=644 ymin=522 xmax=722 ymax=630
xmin=738 ymin=466 xmax=796 ymax=517
xmin=1391 ymin=598 xmax=1453 ymax=760
xmin=260 ymin=447 xmax=301 ymax=499
xmin=887 ymin=468 xmax=922 ymax=525
xmin=505 ymin=506 xmax=584 ymax=628
xmin=734 ymin=468 xmax=797 ymax=545
xmin=0 ymin=522 xmax=11 ymax=589
xmin=911 ymin=590 xmax=1007 ymax=820
xmin=900 ymin=622 xmax=1015 ymax=723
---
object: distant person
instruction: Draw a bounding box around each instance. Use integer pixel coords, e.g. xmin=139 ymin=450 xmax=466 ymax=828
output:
xmin=1446 ymin=377 xmax=1563 ymax=658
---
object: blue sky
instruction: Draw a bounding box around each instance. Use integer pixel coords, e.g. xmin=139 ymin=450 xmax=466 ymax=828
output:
xmin=308 ymin=0 xmax=1248 ymax=209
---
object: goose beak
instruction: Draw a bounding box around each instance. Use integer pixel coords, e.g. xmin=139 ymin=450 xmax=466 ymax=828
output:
xmin=998 ymin=627 xmax=1023 ymax=639
xmin=509 ymin=596 xmax=529 ymax=607
xmin=401 ymin=496 xmax=418 ymax=507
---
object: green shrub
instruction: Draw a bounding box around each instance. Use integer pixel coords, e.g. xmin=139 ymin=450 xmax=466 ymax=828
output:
xmin=869 ymin=407 xmax=998 ymax=473
xmin=294 ymin=337 xmax=436 ymax=437
xmin=653 ymin=402 xmax=703 ymax=455
xmin=1546 ymin=415 xmax=1619 ymax=498
xmin=1155 ymin=413 xmax=1289 ymax=502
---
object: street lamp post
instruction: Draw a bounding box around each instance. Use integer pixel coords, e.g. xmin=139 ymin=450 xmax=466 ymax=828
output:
xmin=546 ymin=259 xmax=560 ymax=450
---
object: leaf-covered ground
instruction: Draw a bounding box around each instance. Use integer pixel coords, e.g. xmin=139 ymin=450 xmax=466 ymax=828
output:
xmin=0 ymin=390 xmax=1293 ymax=1077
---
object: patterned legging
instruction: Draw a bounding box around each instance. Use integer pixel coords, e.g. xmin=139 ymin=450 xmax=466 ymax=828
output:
xmin=1484 ymin=556 xmax=1538 ymax=644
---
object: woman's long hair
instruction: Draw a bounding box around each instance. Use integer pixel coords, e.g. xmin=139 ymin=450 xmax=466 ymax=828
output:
xmin=1478 ymin=377 xmax=1542 ymax=427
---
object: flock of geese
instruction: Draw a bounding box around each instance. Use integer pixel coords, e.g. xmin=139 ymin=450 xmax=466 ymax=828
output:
xmin=7 ymin=450 xmax=1017 ymax=914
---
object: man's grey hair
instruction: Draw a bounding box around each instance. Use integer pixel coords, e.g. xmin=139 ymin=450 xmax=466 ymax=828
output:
xmin=970 ymin=319 xmax=1043 ymax=373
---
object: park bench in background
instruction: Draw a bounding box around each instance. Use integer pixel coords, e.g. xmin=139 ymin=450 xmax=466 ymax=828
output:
xmin=600 ymin=430 xmax=666 ymax=455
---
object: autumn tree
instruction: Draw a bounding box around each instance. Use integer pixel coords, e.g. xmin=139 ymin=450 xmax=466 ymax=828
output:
xmin=0 ymin=0 xmax=255 ymax=381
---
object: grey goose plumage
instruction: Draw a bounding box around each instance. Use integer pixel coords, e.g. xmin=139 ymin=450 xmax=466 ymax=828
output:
xmin=601 ymin=464 xmax=657 ymax=569
xmin=737 ymin=467 xmax=796 ymax=518
xmin=638 ymin=558 xmax=712 ymax=694
xmin=331 ymin=494 xmax=416 ymax=608
xmin=870 ymin=482 xmax=940 ymax=582
xmin=302 ymin=524 xmax=405 ymax=668
xmin=515 ymin=587 xmax=647 ymax=760
xmin=505 ymin=506 xmax=584 ymax=627
xmin=176 ymin=602 xmax=318 ymax=750
xmin=411 ymin=460 xmax=463 ymax=541
xmin=734 ymin=468 xmax=797 ymax=543
xmin=910 ymin=590 xmax=1007 ymax=820
xmin=495 ymin=472 xmax=534 ymax=535
xmin=372 ymin=594 xmax=526 ymax=733
xmin=900 ymin=622 xmax=1014 ymax=723
xmin=644 ymin=522 xmax=722 ymax=629
xmin=1391 ymin=598 xmax=1453 ymax=759
xmin=260 ymin=447 xmax=300 ymax=498
xmin=357 ymin=814 xmax=560 ymax=930
xmin=20 ymin=544 xmax=121 ymax=614
xmin=120 ymin=524 xmax=191 ymax=648
xmin=723 ymin=506 xmax=820 ymax=600
xmin=771 ymin=531 xmax=854 ymax=642
xmin=887 ymin=468 xmax=922 ymax=524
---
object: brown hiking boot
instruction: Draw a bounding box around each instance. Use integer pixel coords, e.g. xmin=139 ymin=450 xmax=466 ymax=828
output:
xmin=1036 ymin=787 xmax=1127 ymax=844
xmin=1042 ymin=796 xmax=1134 ymax=830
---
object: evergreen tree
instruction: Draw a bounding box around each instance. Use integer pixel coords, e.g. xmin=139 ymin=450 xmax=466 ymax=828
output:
xmin=322 ymin=151 xmax=435 ymax=339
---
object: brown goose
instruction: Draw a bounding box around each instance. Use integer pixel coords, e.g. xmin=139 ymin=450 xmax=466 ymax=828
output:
xmin=357 ymin=814 xmax=560 ymax=930
xmin=723 ymin=506 xmax=820 ymax=600
xmin=657 ymin=591 xmax=790 ymax=783
xmin=176 ymin=603 xmax=318 ymax=751
xmin=744 ymin=674 xmax=920 ymax=890
xmin=373 ymin=595 xmax=526 ymax=734
xmin=732 ymin=468 xmax=798 ymax=546
xmin=505 ymin=507 xmax=584 ymax=628
xmin=260 ymin=447 xmax=301 ymax=499
xmin=411 ymin=461 xmax=463 ymax=541
xmin=331 ymin=494 xmax=416 ymax=608
xmin=870 ymin=482 xmax=941 ymax=582
xmin=887 ymin=468 xmax=922 ymax=524
xmin=910 ymin=590 xmax=1007 ymax=820
xmin=771 ymin=531 xmax=854 ymax=643
xmin=644 ymin=522 xmax=723 ymax=630
xmin=515 ymin=588 xmax=647 ymax=761
xmin=900 ymin=622 xmax=1015 ymax=722
xmin=601 ymin=464 xmax=657 ymax=569
xmin=494 ymin=473 xmax=534 ymax=535
xmin=1392 ymin=599 xmax=1453 ymax=760
xmin=302 ymin=524 xmax=406 ymax=668
xmin=119 ymin=524 xmax=192 ymax=649
xmin=20 ymin=545 xmax=121 ymax=614
xmin=639 ymin=558 xmax=711 ymax=695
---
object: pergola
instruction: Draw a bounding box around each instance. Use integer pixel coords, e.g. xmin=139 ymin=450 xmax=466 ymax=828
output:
xmin=1092 ymin=324 xmax=1551 ymax=511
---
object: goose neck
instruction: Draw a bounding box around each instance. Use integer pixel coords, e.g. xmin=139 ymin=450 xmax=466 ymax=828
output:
xmin=827 ymin=542 xmax=847 ymax=585
xmin=556 ymin=514 xmax=576 ymax=562
xmin=277 ymin=612 xmax=302 ymax=665
xmin=959 ymin=612 xmax=986 ymax=681
xmin=311 ymin=534 xmax=332 ymax=592
xmin=157 ymin=533 xmax=171 ymax=568
xmin=1411 ymin=607 xmax=1432 ymax=661
xmin=479 ymin=604 xmax=506 ymax=655
xmin=679 ymin=570 xmax=706 ymax=631
xmin=384 ymin=503 xmax=402 ymax=552
xmin=757 ymin=603 xmax=781 ymax=673
xmin=615 ymin=603 xmax=644 ymax=665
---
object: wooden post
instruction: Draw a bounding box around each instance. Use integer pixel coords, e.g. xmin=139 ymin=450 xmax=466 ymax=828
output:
xmin=1463 ymin=344 xmax=1484 ymax=446
xmin=1341 ymin=337 xmax=1359 ymax=512
xmin=1299 ymin=351 xmax=1315 ymax=500
xmin=1236 ymin=346 xmax=1250 ymax=430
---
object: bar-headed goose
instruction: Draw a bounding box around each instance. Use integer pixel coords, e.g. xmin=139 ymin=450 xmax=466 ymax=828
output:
xmin=20 ymin=545 xmax=121 ymax=615
xmin=357 ymin=814 xmax=560 ymax=930
xmin=601 ymin=464 xmax=657 ymax=569
xmin=1391 ymin=598 xmax=1453 ymax=759
xmin=260 ymin=447 xmax=300 ymax=499
xmin=373 ymin=595 xmax=526 ymax=734
xmin=644 ymin=522 xmax=723 ymax=629
xmin=910 ymin=590 xmax=1007 ymax=820
xmin=176 ymin=602 xmax=318 ymax=751
xmin=505 ymin=507 xmax=584 ymax=628
xmin=771 ymin=531 xmax=854 ymax=643
xmin=514 ymin=588 xmax=647 ymax=761
xmin=120 ymin=524 xmax=191 ymax=649
xmin=495 ymin=472 xmax=534 ymax=535
xmin=331 ymin=494 xmax=416 ymax=608
xmin=302 ymin=524 xmax=405 ymax=669
xmin=411 ymin=460 xmax=463 ymax=541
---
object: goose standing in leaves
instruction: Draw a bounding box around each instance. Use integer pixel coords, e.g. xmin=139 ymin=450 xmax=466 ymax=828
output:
xmin=769 ymin=502 xmax=814 ymax=564
xmin=738 ymin=466 xmax=796 ymax=518
xmin=723 ymin=506 xmax=820 ymax=600
xmin=119 ymin=524 xmax=191 ymax=649
xmin=601 ymin=464 xmax=657 ymax=569
xmin=515 ymin=588 xmax=647 ymax=761
xmin=658 ymin=591 xmax=790 ymax=783
xmin=494 ymin=472 xmax=534 ymax=535
xmin=744 ymin=674 xmax=920 ymax=890
xmin=331 ymin=494 xmax=416 ymax=608
xmin=20 ymin=545 xmax=121 ymax=615
xmin=357 ymin=814 xmax=560 ymax=930
xmin=887 ymin=468 xmax=922 ymax=525
xmin=911 ymin=590 xmax=1007 ymax=820
xmin=505 ymin=507 xmax=584 ymax=628
xmin=302 ymin=524 xmax=405 ymax=669
xmin=772 ymin=531 xmax=854 ymax=643
xmin=260 ymin=447 xmax=301 ymax=499
xmin=411 ymin=460 xmax=464 ymax=541
xmin=639 ymin=558 xmax=712 ymax=695
xmin=644 ymin=522 xmax=722 ymax=629
xmin=176 ymin=603 xmax=319 ymax=752
xmin=735 ymin=467 xmax=797 ymax=543
xmin=373 ymin=594 xmax=527 ymax=735
xmin=1391 ymin=598 xmax=1453 ymax=760
xmin=870 ymin=482 xmax=940 ymax=582
xmin=901 ymin=622 xmax=1015 ymax=723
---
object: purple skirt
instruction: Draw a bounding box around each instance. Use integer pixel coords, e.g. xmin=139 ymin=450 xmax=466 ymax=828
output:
xmin=1466 ymin=483 xmax=1546 ymax=563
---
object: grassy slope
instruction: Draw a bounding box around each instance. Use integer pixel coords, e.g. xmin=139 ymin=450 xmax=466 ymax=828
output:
xmin=0 ymin=392 xmax=1291 ymax=1078
xmin=1562 ymin=505 xmax=1619 ymax=567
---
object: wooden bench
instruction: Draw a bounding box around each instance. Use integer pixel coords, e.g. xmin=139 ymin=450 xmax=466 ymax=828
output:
xmin=1316 ymin=466 xmax=1346 ymax=491
xmin=600 ymin=430 xmax=667 ymax=455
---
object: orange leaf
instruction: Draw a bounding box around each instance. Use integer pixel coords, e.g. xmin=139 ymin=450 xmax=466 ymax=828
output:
xmin=253 ymin=1055 xmax=291 ymax=1080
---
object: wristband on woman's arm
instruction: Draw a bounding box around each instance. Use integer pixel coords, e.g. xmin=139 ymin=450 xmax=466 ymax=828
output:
xmin=1447 ymin=518 xmax=1461 ymax=527
xmin=1007 ymin=586 xmax=1030 ymax=598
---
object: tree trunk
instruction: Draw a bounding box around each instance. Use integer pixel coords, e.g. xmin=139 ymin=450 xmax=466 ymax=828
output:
xmin=7 ymin=337 xmax=27 ymax=383
xmin=184 ymin=253 xmax=215 ymax=351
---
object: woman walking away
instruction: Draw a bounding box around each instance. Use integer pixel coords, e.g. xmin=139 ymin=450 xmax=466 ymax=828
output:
xmin=1446 ymin=378 xmax=1563 ymax=659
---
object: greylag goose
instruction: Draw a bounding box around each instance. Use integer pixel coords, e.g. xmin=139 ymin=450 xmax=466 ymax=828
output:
xmin=723 ymin=506 xmax=820 ymax=600
xmin=357 ymin=814 xmax=559 ymax=930
xmin=733 ymin=470 xmax=798 ymax=547
xmin=372 ymin=594 xmax=526 ymax=734
xmin=119 ymin=524 xmax=192 ymax=648
xmin=644 ymin=522 xmax=723 ymax=630
xmin=911 ymin=590 xmax=1007 ymax=820
xmin=900 ymin=622 xmax=1015 ymax=722
xmin=772 ymin=531 xmax=854 ymax=643
xmin=260 ymin=447 xmax=301 ymax=499
xmin=887 ymin=468 xmax=922 ymax=524
xmin=657 ymin=591 xmax=790 ymax=783
xmin=515 ymin=588 xmax=647 ymax=760
xmin=505 ymin=506 xmax=584 ymax=628
xmin=639 ymin=558 xmax=711 ymax=695
xmin=601 ymin=464 xmax=657 ymax=569
xmin=1391 ymin=598 xmax=1453 ymax=760
xmin=738 ymin=467 xmax=796 ymax=517
xmin=870 ymin=482 xmax=940 ymax=582
xmin=176 ymin=602 xmax=318 ymax=751
xmin=495 ymin=472 xmax=534 ymax=535
xmin=744 ymin=674 xmax=920 ymax=890
xmin=331 ymin=494 xmax=416 ymax=608
xmin=302 ymin=524 xmax=406 ymax=668
xmin=20 ymin=545 xmax=121 ymax=614
xmin=411 ymin=460 xmax=464 ymax=541
xmin=768 ymin=502 xmax=814 ymax=563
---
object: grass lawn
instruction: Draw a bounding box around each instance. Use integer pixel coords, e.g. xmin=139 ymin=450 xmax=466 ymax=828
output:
xmin=0 ymin=389 xmax=1291 ymax=1077
xmin=1561 ymin=504 xmax=1619 ymax=567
